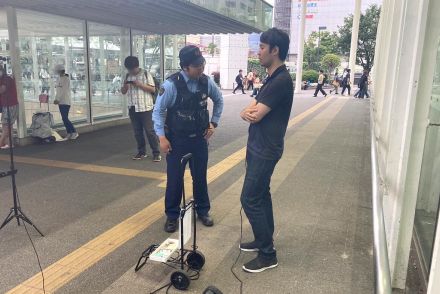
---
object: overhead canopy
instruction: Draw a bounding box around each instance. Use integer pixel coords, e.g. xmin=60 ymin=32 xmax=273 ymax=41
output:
xmin=0 ymin=0 xmax=266 ymax=34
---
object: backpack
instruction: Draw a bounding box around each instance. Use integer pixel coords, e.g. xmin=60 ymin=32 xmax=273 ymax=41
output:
xmin=151 ymin=75 xmax=161 ymax=103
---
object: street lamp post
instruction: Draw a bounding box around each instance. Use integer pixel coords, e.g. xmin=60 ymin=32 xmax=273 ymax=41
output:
xmin=317 ymin=26 xmax=326 ymax=68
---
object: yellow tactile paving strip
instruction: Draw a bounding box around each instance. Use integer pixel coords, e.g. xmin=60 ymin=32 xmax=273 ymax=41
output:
xmin=0 ymin=156 xmax=167 ymax=181
xmin=6 ymin=97 xmax=335 ymax=294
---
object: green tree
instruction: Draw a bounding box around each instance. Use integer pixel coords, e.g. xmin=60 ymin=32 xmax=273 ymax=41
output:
xmin=247 ymin=58 xmax=266 ymax=78
xmin=337 ymin=4 xmax=381 ymax=70
xmin=321 ymin=54 xmax=341 ymax=74
xmin=302 ymin=69 xmax=319 ymax=83
xmin=303 ymin=31 xmax=339 ymax=70
xmin=207 ymin=43 xmax=217 ymax=57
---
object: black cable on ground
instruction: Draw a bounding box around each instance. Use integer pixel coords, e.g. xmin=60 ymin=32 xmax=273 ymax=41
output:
xmin=17 ymin=195 xmax=46 ymax=293
xmin=230 ymin=207 xmax=244 ymax=294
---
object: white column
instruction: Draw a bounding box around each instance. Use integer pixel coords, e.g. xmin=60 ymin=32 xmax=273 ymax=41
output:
xmin=64 ymin=37 xmax=70 ymax=74
xmin=120 ymin=27 xmax=130 ymax=118
xmin=172 ymin=35 xmax=179 ymax=71
xmin=349 ymin=0 xmax=361 ymax=86
xmin=219 ymin=34 xmax=249 ymax=90
xmin=294 ymin=0 xmax=307 ymax=94
xmin=83 ymin=21 xmax=92 ymax=124
xmin=6 ymin=6 xmax=26 ymax=138
xmin=160 ymin=34 xmax=165 ymax=81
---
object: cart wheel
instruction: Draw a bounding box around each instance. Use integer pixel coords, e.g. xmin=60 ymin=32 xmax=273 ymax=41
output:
xmin=186 ymin=250 xmax=205 ymax=271
xmin=170 ymin=271 xmax=190 ymax=290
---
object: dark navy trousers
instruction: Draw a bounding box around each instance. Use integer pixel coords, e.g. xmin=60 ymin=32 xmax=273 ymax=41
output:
xmin=165 ymin=134 xmax=210 ymax=220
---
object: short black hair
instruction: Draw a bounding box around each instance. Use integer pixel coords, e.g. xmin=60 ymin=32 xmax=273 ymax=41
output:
xmin=124 ymin=56 xmax=139 ymax=70
xmin=239 ymin=69 xmax=243 ymax=72
xmin=319 ymin=69 xmax=324 ymax=73
xmin=260 ymin=28 xmax=290 ymax=61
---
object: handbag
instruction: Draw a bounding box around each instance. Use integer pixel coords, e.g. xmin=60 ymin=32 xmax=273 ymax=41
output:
xmin=39 ymin=93 xmax=49 ymax=103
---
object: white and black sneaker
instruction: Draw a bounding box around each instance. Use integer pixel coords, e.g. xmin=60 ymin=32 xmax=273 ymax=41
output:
xmin=132 ymin=152 xmax=147 ymax=160
xmin=239 ymin=241 xmax=259 ymax=252
xmin=242 ymin=256 xmax=278 ymax=273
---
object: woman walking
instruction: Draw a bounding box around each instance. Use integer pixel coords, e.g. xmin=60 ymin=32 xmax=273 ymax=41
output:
xmin=54 ymin=64 xmax=79 ymax=140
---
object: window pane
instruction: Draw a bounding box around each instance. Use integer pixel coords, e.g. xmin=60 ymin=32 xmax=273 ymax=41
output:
xmin=132 ymin=31 xmax=162 ymax=82
xmin=164 ymin=35 xmax=185 ymax=78
xmin=88 ymin=22 xmax=130 ymax=121
xmin=414 ymin=41 xmax=440 ymax=277
xmin=16 ymin=9 xmax=88 ymax=127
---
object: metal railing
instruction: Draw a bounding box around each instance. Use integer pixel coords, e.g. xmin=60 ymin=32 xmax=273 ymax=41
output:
xmin=370 ymin=101 xmax=393 ymax=294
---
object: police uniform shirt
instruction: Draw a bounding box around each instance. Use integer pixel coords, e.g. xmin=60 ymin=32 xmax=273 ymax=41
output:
xmin=247 ymin=64 xmax=294 ymax=160
xmin=153 ymin=70 xmax=224 ymax=137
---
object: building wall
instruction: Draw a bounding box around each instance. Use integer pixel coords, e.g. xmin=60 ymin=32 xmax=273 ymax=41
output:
xmin=219 ymin=34 xmax=249 ymax=89
xmin=276 ymin=0 xmax=382 ymax=55
xmin=371 ymin=0 xmax=440 ymax=292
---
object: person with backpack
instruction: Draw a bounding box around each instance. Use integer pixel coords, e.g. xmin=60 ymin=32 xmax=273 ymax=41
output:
xmin=341 ymin=68 xmax=352 ymax=96
xmin=54 ymin=64 xmax=79 ymax=140
xmin=313 ymin=69 xmax=327 ymax=97
xmin=329 ymin=70 xmax=340 ymax=95
xmin=121 ymin=56 xmax=161 ymax=162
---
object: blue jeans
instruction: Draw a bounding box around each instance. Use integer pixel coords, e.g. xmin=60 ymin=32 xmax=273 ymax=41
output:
xmin=165 ymin=135 xmax=210 ymax=219
xmin=240 ymin=151 xmax=278 ymax=259
xmin=59 ymin=105 xmax=76 ymax=134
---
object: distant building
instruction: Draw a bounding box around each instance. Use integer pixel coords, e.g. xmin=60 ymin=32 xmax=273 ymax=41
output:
xmin=274 ymin=0 xmax=382 ymax=61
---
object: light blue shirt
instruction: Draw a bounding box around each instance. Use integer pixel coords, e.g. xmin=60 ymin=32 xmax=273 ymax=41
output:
xmin=153 ymin=71 xmax=224 ymax=137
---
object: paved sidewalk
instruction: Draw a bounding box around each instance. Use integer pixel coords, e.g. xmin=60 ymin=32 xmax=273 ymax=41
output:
xmin=103 ymin=97 xmax=374 ymax=294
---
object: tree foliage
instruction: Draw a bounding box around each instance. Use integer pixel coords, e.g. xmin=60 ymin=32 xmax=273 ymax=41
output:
xmin=337 ymin=4 xmax=381 ymax=70
xmin=301 ymin=4 xmax=380 ymax=72
xmin=302 ymin=69 xmax=319 ymax=83
xmin=321 ymin=54 xmax=341 ymax=73
xmin=303 ymin=31 xmax=339 ymax=71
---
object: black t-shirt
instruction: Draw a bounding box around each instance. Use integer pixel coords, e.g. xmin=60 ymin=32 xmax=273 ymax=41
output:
xmin=235 ymin=74 xmax=242 ymax=84
xmin=247 ymin=65 xmax=294 ymax=160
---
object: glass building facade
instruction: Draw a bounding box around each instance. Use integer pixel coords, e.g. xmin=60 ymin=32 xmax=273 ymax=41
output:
xmin=0 ymin=8 xmax=201 ymax=138
xmin=0 ymin=0 xmax=271 ymax=139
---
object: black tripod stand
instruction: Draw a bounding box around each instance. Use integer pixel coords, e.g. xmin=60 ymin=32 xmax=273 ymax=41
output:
xmin=0 ymin=97 xmax=43 ymax=236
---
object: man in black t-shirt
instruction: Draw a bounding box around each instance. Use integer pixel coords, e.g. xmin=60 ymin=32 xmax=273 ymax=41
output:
xmin=239 ymin=28 xmax=293 ymax=273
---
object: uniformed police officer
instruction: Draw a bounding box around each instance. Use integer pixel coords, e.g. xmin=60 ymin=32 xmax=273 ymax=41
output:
xmin=153 ymin=45 xmax=224 ymax=233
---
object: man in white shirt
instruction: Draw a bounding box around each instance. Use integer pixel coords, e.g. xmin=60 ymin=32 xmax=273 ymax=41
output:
xmin=121 ymin=56 xmax=161 ymax=161
xmin=313 ymin=69 xmax=328 ymax=98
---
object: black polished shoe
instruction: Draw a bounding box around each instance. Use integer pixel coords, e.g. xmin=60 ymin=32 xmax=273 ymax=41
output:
xmin=164 ymin=218 xmax=178 ymax=233
xmin=198 ymin=214 xmax=214 ymax=227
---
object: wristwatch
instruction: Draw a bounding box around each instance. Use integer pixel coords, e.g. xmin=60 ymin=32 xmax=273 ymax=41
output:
xmin=210 ymin=122 xmax=218 ymax=128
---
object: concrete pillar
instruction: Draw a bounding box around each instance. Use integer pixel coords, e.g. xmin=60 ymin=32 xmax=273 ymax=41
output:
xmin=349 ymin=0 xmax=361 ymax=86
xmin=83 ymin=21 xmax=92 ymax=124
xmin=160 ymin=34 xmax=165 ymax=81
xmin=6 ymin=6 xmax=26 ymax=138
xmin=99 ymin=37 xmax=106 ymax=102
xmin=48 ymin=37 xmax=55 ymax=100
xmin=294 ymin=0 xmax=307 ymax=94
xmin=64 ymin=37 xmax=70 ymax=74
xmin=219 ymin=34 xmax=249 ymax=90
xmin=120 ymin=27 xmax=130 ymax=117
xmin=172 ymin=35 xmax=179 ymax=71
xmin=30 ymin=37 xmax=40 ymax=98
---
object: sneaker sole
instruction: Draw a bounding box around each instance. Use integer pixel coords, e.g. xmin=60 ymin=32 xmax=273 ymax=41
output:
xmin=242 ymin=263 xmax=278 ymax=273
xmin=239 ymin=245 xmax=259 ymax=252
